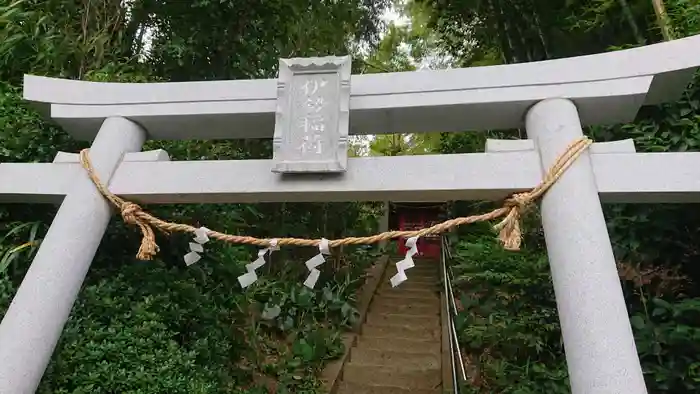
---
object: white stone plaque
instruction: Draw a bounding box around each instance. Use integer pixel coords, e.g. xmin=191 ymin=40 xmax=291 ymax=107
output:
xmin=272 ymin=56 xmax=351 ymax=173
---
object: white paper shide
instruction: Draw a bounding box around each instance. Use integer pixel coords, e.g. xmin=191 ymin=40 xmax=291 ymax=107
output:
xmin=303 ymin=238 xmax=331 ymax=289
xmin=237 ymin=239 xmax=280 ymax=288
xmin=184 ymin=227 xmax=210 ymax=266
xmin=390 ymin=236 xmax=419 ymax=287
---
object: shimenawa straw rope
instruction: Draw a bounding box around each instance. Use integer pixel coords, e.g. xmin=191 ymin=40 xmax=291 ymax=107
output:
xmin=78 ymin=137 xmax=592 ymax=260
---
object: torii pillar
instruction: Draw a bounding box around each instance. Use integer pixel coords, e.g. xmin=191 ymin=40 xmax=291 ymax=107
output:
xmin=527 ymin=98 xmax=647 ymax=393
xmin=0 ymin=118 xmax=146 ymax=393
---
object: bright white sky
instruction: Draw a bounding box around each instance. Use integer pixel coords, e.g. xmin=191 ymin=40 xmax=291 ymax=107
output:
xmin=381 ymin=6 xmax=409 ymax=27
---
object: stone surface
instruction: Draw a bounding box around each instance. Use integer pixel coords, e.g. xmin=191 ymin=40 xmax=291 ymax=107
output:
xmin=6 ymin=148 xmax=700 ymax=204
xmin=272 ymin=56 xmax=350 ymax=173
xmin=365 ymin=313 xmax=440 ymax=329
xmin=527 ymin=98 xmax=647 ymax=394
xmin=369 ymin=301 xmax=439 ymax=317
xmin=350 ymin=349 xmax=441 ymax=369
xmin=22 ymin=34 xmax=700 ymax=140
xmin=356 ymin=337 xmax=440 ymax=355
xmin=320 ymin=256 xmax=388 ymax=393
xmin=336 ymin=257 xmax=443 ymax=392
xmin=337 ymin=382 xmax=439 ymax=394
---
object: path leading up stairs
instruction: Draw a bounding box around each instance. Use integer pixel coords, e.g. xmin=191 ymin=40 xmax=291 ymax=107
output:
xmin=336 ymin=257 xmax=444 ymax=394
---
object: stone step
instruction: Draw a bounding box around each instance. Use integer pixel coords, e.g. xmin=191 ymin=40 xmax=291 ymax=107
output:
xmin=361 ymin=322 xmax=441 ymax=340
xmin=380 ymin=274 xmax=438 ymax=284
xmin=387 ymin=264 xmax=440 ymax=273
xmin=388 ymin=256 xmax=439 ymax=263
xmin=383 ymin=267 xmax=441 ymax=283
xmin=356 ymin=336 xmax=440 ymax=354
xmin=378 ymin=282 xmax=441 ymax=293
xmin=376 ymin=287 xmax=439 ymax=299
xmin=384 ymin=272 xmax=440 ymax=282
xmin=350 ymin=348 xmax=441 ymax=369
xmin=386 ymin=258 xmax=439 ymax=266
xmin=381 ymin=278 xmax=439 ymax=288
xmin=365 ymin=312 xmax=440 ymax=329
xmin=337 ymin=382 xmax=440 ymax=394
xmin=342 ymin=364 xmax=441 ymax=389
xmin=372 ymin=296 xmax=440 ymax=308
xmin=406 ymin=262 xmax=440 ymax=270
xmin=370 ymin=300 xmax=439 ymax=316
xmin=376 ymin=293 xmax=441 ymax=307
xmin=380 ymin=276 xmax=441 ymax=286
xmin=409 ymin=261 xmax=440 ymax=267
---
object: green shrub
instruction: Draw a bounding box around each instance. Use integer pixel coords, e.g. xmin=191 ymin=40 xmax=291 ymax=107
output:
xmin=30 ymin=240 xmax=376 ymax=393
xmin=449 ymin=227 xmax=569 ymax=393
xmin=449 ymin=225 xmax=700 ymax=393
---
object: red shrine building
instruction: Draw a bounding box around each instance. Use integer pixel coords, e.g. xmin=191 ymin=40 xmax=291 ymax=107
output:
xmin=387 ymin=202 xmax=448 ymax=259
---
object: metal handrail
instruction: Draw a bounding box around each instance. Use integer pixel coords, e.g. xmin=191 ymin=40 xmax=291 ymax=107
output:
xmin=441 ymin=235 xmax=467 ymax=392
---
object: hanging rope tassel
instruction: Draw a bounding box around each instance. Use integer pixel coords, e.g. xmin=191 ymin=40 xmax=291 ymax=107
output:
xmin=120 ymin=202 xmax=160 ymax=260
xmin=494 ymin=203 xmax=523 ymax=251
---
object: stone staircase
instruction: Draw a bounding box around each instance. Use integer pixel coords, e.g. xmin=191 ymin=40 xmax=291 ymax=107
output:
xmin=336 ymin=257 xmax=444 ymax=394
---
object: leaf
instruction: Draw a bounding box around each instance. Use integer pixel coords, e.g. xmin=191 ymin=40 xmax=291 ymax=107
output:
xmin=652 ymin=308 xmax=666 ymax=318
xmin=261 ymin=304 xmax=281 ymax=320
xmin=0 ymin=250 xmax=18 ymax=274
xmin=292 ymin=339 xmax=315 ymax=362
xmin=630 ymin=315 xmax=646 ymax=330
xmin=652 ymin=298 xmax=673 ymax=310
xmin=283 ymin=316 xmax=294 ymax=330
xmin=323 ymin=287 xmax=333 ymax=301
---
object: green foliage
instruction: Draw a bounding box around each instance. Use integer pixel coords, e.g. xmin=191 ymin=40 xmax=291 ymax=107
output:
xmin=631 ymin=297 xmax=700 ymax=392
xmin=449 ymin=229 xmax=700 ymax=394
xmin=667 ymin=0 xmax=700 ymax=37
xmin=36 ymin=244 xmax=377 ymax=393
xmin=0 ymin=221 xmax=41 ymax=275
xmin=449 ymin=229 xmax=569 ymax=394
xmin=0 ymin=82 xmax=82 ymax=163
xmin=0 ymin=221 xmax=43 ymax=319
xmin=588 ymin=75 xmax=700 ymax=286
xmin=358 ymin=0 xmax=451 ymax=159
xmin=0 ymin=0 xmax=144 ymax=83
xmin=41 ymin=270 xmax=229 ymax=394
xmin=144 ymin=0 xmax=390 ymax=81
xmin=369 ymin=133 xmax=442 ymax=156
xmin=361 ymin=0 xmax=453 ymax=73
xmin=418 ymin=0 xmax=661 ymax=65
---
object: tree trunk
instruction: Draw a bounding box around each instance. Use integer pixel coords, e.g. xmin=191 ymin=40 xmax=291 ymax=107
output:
xmin=530 ymin=1 xmax=551 ymax=59
xmin=617 ymin=0 xmax=646 ymax=45
xmin=510 ymin=2 xmax=535 ymax=62
xmin=486 ymin=0 xmax=514 ymax=64
xmin=495 ymin=0 xmax=518 ymax=63
xmin=651 ymin=0 xmax=674 ymax=41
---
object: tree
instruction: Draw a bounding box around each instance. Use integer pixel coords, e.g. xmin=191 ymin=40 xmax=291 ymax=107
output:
xmin=652 ymin=0 xmax=675 ymax=40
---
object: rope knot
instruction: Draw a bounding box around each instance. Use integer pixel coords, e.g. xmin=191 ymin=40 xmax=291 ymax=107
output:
xmin=120 ymin=202 xmax=142 ymax=224
xmin=117 ymin=202 xmax=160 ymax=261
xmin=492 ymin=137 xmax=593 ymax=251
xmin=504 ymin=192 xmax=531 ymax=211
xmin=494 ymin=194 xmax=528 ymax=252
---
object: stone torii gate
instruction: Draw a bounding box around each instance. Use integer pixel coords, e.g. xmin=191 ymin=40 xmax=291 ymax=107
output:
xmin=1 ymin=35 xmax=700 ymax=394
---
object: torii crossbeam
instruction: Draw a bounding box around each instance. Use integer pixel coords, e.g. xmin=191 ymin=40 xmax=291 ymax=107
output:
xmin=1 ymin=35 xmax=700 ymax=394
